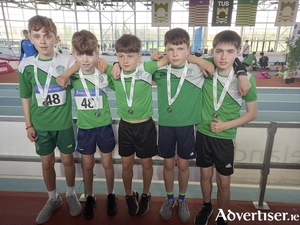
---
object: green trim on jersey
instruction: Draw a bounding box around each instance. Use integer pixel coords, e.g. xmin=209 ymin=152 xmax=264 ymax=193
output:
xmin=19 ymin=54 xmax=75 ymax=131
xmin=105 ymin=60 xmax=158 ymax=120
xmin=70 ymin=71 xmax=113 ymax=129
xmin=153 ymin=63 xmax=204 ymax=127
xmin=197 ymin=73 xmax=257 ymax=139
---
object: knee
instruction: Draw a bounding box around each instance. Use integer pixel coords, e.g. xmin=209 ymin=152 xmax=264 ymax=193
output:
xmin=141 ymin=160 xmax=153 ymax=171
xmin=177 ymin=159 xmax=189 ymax=172
xmin=122 ymin=162 xmax=133 ymax=172
xmin=42 ymin=160 xmax=55 ymax=171
xmin=101 ymin=158 xmax=113 ymax=170
xmin=61 ymin=154 xmax=75 ymax=167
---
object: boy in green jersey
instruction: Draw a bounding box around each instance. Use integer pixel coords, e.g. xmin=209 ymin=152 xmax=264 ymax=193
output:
xmin=194 ymin=30 xmax=257 ymax=225
xmin=18 ymin=15 xmax=82 ymax=224
xmin=70 ymin=30 xmax=117 ymax=219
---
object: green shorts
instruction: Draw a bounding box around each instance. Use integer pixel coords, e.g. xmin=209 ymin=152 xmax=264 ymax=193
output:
xmin=35 ymin=126 xmax=75 ymax=156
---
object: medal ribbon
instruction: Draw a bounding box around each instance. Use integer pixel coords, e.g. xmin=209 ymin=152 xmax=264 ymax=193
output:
xmin=33 ymin=54 xmax=56 ymax=101
xmin=167 ymin=61 xmax=189 ymax=106
xmin=213 ymin=68 xmax=234 ymax=111
xmin=120 ymin=68 xmax=137 ymax=108
xmin=78 ymin=68 xmax=100 ymax=109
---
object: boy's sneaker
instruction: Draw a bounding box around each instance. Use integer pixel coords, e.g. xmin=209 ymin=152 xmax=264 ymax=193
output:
xmin=159 ymin=198 xmax=175 ymax=220
xmin=125 ymin=191 xmax=139 ymax=216
xmin=194 ymin=206 xmax=213 ymax=225
xmin=35 ymin=195 xmax=63 ymax=224
xmin=178 ymin=199 xmax=190 ymax=222
xmin=216 ymin=216 xmax=228 ymax=225
xmin=137 ymin=193 xmax=151 ymax=216
xmin=66 ymin=193 xmax=82 ymax=217
xmin=83 ymin=196 xmax=96 ymax=219
xmin=106 ymin=193 xmax=118 ymax=216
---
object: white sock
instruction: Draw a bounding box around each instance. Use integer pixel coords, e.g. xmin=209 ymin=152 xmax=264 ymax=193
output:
xmin=48 ymin=189 xmax=59 ymax=200
xmin=66 ymin=186 xmax=75 ymax=196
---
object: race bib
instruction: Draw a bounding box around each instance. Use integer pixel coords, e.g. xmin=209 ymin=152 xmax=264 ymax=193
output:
xmin=74 ymin=88 xmax=103 ymax=110
xmin=35 ymin=84 xmax=66 ymax=107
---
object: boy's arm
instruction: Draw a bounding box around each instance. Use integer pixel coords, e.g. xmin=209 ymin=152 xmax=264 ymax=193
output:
xmin=95 ymin=58 xmax=108 ymax=73
xmin=187 ymin=55 xmax=215 ymax=76
xmin=210 ymin=101 xmax=257 ymax=133
xmin=56 ymin=63 xmax=80 ymax=88
xmin=21 ymin=98 xmax=38 ymax=142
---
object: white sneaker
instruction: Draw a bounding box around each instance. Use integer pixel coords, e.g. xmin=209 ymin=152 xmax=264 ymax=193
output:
xmin=35 ymin=195 xmax=63 ymax=224
xmin=66 ymin=193 xmax=82 ymax=216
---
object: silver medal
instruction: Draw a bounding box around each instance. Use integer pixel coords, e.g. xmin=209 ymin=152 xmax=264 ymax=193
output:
xmin=128 ymin=109 xmax=134 ymax=114
xmin=167 ymin=107 xmax=172 ymax=113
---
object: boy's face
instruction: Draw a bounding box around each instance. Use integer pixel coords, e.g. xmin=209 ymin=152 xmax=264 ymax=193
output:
xmin=72 ymin=50 xmax=99 ymax=74
xmin=165 ymin=43 xmax=190 ymax=67
xmin=30 ymin=28 xmax=58 ymax=59
xmin=116 ymin=52 xmax=141 ymax=72
xmin=213 ymin=42 xmax=239 ymax=75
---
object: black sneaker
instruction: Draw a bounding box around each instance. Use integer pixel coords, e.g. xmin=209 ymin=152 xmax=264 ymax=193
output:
xmin=216 ymin=216 xmax=228 ymax=225
xmin=106 ymin=193 xmax=118 ymax=216
xmin=137 ymin=193 xmax=151 ymax=216
xmin=83 ymin=196 xmax=96 ymax=219
xmin=194 ymin=205 xmax=213 ymax=225
xmin=125 ymin=191 xmax=139 ymax=216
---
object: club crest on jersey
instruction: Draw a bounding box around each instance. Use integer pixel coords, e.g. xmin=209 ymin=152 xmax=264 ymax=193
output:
xmin=56 ymin=65 xmax=66 ymax=74
xmin=99 ymin=74 xmax=105 ymax=83
xmin=229 ymin=80 xmax=239 ymax=91
xmin=186 ymin=68 xmax=193 ymax=77
xmin=136 ymin=70 xmax=143 ymax=78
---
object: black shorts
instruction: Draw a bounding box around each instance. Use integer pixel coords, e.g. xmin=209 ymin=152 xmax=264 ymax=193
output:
xmin=195 ymin=131 xmax=234 ymax=176
xmin=118 ymin=118 xmax=158 ymax=159
xmin=158 ymin=125 xmax=195 ymax=159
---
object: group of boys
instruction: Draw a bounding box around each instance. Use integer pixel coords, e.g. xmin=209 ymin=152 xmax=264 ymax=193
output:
xmin=19 ymin=15 xmax=257 ymax=225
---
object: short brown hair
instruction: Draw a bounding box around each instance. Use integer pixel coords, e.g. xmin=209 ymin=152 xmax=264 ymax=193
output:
xmin=115 ymin=34 xmax=141 ymax=53
xmin=72 ymin=30 xmax=99 ymax=55
xmin=213 ymin=30 xmax=241 ymax=50
xmin=164 ymin=28 xmax=190 ymax=47
xmin=28 ymin=15 xmax=57 ymax=36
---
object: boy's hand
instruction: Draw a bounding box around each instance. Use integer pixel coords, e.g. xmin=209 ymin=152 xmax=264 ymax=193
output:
xmin=56 ymin=75 xmax=69 ymax=88
xmin=233 ymin=57 xmax=246 ymax=75
xmin=112 ymin=62 xmax=121 ymax=79
xmin=97 ymin=58 xmax=108 ymax=73
xmin=151 ymin=50 xmax=163 ymax=61
xmin=210 ymin=118 xmax=226 ymax=133
xmin=27 ymin=127 xmax=38 ymax=142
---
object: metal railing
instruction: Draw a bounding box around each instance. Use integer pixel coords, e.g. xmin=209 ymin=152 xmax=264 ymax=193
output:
xmin=0 ymin=116 xmax=300 ymax=210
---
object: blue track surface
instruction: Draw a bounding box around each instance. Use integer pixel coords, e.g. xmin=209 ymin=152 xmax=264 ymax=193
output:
xmin=1 ymin=84 xmax=299 ymax=122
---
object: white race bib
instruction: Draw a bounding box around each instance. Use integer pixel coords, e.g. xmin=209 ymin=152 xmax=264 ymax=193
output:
xmin=35 ymin=84 xmax=66 ymax=107
xmin=74 ymin=88 xmax=103 ymax=110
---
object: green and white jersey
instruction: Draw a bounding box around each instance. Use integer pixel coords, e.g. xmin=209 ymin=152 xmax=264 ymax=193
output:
xmin=71 ymin=71 xmax=114 ymax=129
xmin=106 ymin=60 xmax=158 ymax=120
xmin=153 ymin=63 xmax=204 ymax=127
xmin=19 ymin=53 xmax=75 ymax=131
xmin=197 ymin=72 xmax=257 ymax=139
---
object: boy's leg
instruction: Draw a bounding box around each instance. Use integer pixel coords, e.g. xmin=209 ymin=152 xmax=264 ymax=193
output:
xmin=100 ymin=151 xmax=118 ymax=216
xmin=122 ymin=155 xmax=135 ymax=195
xmin=140 ymin=157 xmax=153 ymax=195
xmin=81 ymin=154 xmax=96 ymax=219
xmin=33 ymin=129 xmax=63 ymax=224
xmin=137 ymin=157 xmax=153 ymax=216
xmin=122 ymin=155 xmax=139 ymax=216
xmin=177 ymin=157 xmax=190 ymax=222
xmin=215 ymin=172 xmax=231 ymax=225
xmin=100 ymin=152 xmax=114 ymax=193
xmin=60 ymin=152 xmax=82 ymax=217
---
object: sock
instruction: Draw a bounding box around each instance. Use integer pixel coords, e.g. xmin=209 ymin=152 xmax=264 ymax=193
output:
xmin=48 ymin=189 xmax=59 ymax=200
xmin=203 ymin=201 xmax=212 ymax=210
xmin=66 ymin=186 xmax=75 ymax=196
xmin=178 ymin=192 xmax=186 ymax=201
xmin=166 ymin=191 xmax=174 ymax=200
